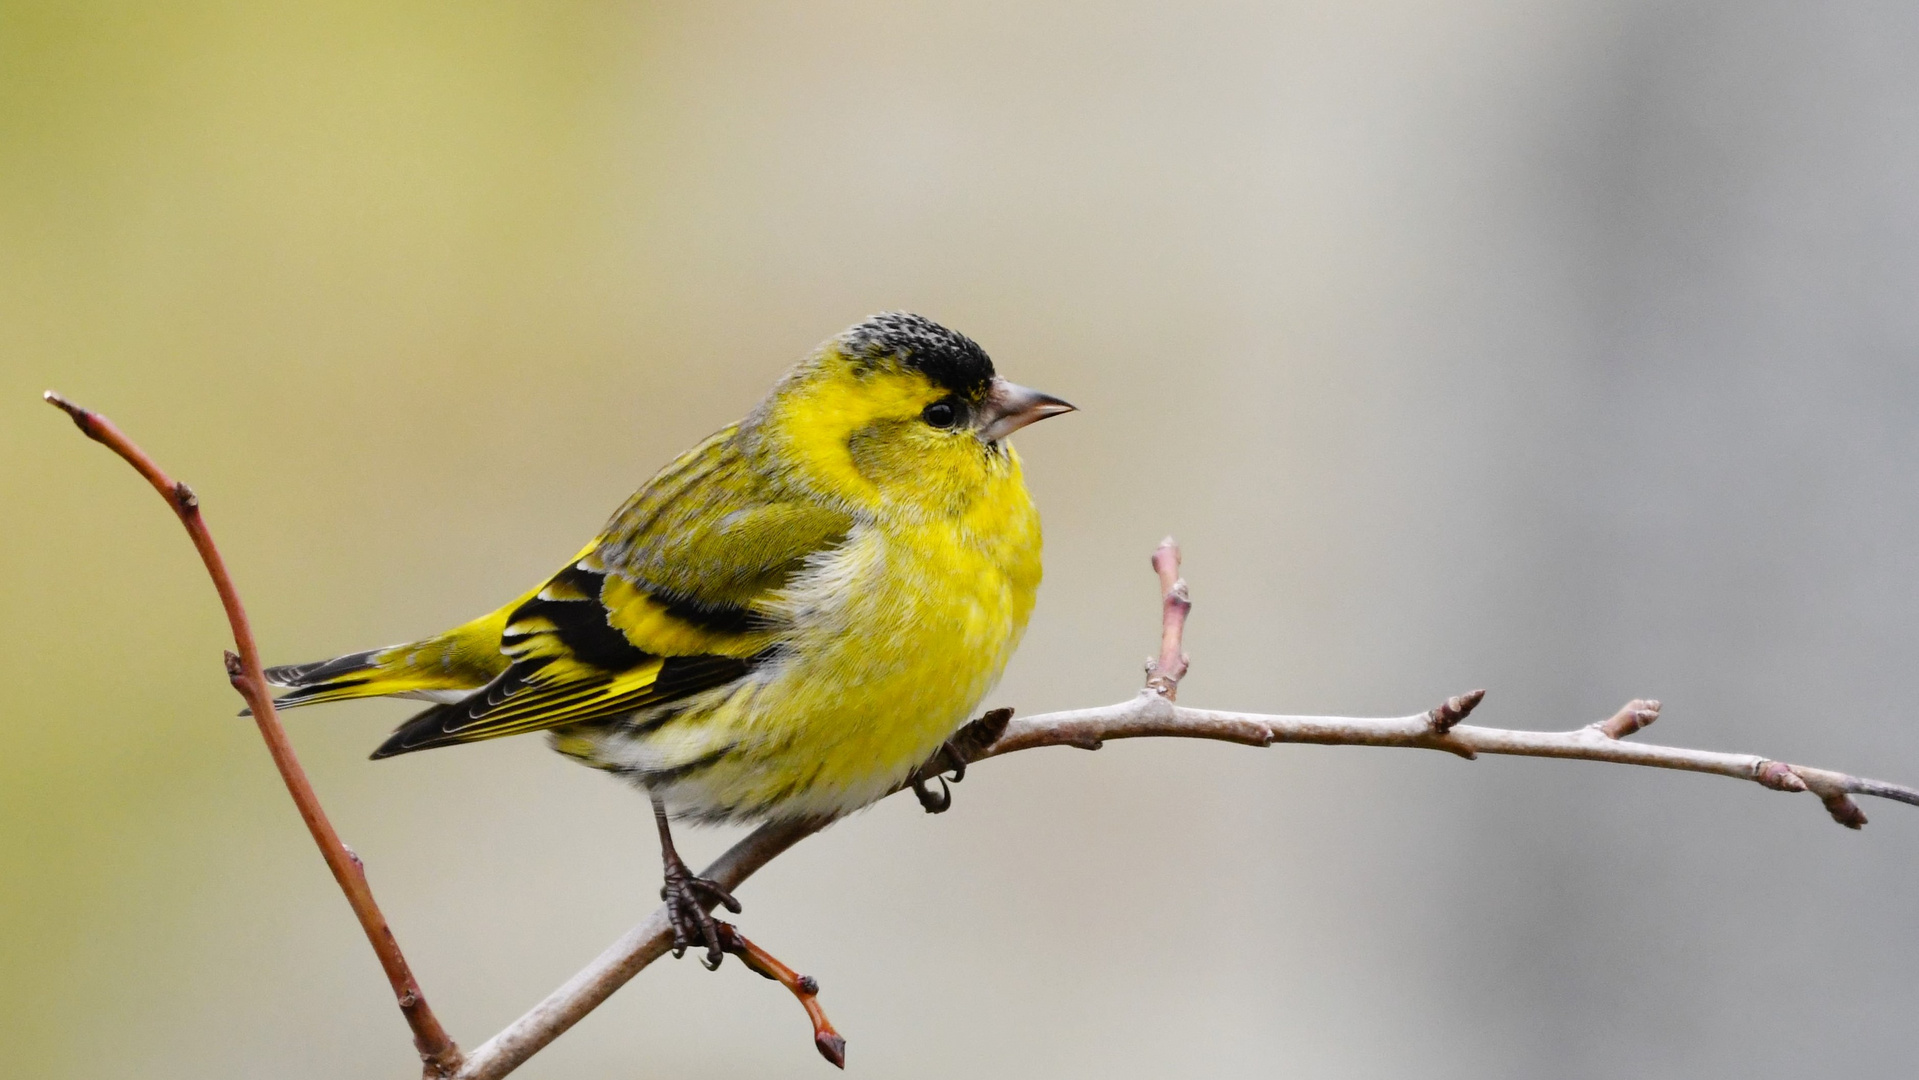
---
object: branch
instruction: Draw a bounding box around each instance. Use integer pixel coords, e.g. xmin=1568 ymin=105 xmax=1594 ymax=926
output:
xmin=458 ymin=539 xmax=1918 ymax=1078
xmin=55 ymin=389 xmax=1917 ymax=1078
xmin=45 ymin=392 xmax=464 ymax=1078
xmin=454 ymin=817 xmax=821 ymax=1078
xmin=976 ymin=691 xmax=1919 ymax=827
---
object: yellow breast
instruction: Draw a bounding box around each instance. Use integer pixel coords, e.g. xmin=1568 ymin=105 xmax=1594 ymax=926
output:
xmin=579 ymin=449 xmax=1042 ymax=822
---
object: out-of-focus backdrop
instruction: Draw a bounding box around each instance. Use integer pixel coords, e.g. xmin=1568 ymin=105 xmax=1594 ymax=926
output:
xmin=6 ymin=3 xmax=1918 ymax=1077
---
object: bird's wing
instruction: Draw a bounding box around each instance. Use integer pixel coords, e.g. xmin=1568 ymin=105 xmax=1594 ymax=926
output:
xmin=372 ymin=428 xmax=853 ymax=757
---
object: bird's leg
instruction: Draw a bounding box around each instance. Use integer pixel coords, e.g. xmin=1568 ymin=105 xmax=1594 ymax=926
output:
xmin=650 ymin=793 xmax=741 ymax=970
xmin=909 ymin=707 xmax=1014 ymax=814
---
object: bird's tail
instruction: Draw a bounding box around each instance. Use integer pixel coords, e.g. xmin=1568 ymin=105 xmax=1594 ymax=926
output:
xmin=260 ymin=608 xmax=517 ymax=712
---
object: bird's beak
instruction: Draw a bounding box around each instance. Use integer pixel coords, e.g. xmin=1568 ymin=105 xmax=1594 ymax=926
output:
xmin=977 ymin=377 xmax=1076 ymax=442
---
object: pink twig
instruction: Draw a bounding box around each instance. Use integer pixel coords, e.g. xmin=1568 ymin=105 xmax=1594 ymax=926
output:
xmin=46 ymin=392 xmax=463 ymax=1078
xmin=1144 ymin=536 xmax=1191 ymax=699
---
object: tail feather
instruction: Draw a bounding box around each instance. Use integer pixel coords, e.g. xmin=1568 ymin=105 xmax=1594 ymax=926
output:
xmin=263 ymin=649 xmax=387 ymax=709
xmin=265 ymin=652 xmax=380 ymax=687
xmin=256 ymin=604 xmax=521 ymax=715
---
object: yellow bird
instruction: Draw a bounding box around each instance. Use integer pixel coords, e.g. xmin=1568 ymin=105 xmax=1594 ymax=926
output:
xmin=265 ymin=313 xmax=1073 ymax=965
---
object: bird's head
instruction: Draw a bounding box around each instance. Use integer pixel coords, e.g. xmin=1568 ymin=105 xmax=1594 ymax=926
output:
xmin=751 ymin=312 xmax=1074 ymax=514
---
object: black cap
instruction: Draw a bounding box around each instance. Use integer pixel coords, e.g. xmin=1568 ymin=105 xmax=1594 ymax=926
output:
xmin=840 ymin=312 xmax=995 ymax=400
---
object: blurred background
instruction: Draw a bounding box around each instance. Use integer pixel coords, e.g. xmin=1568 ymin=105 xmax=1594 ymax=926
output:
xmin=5 ymin=2 xmax=1918 ymax=1076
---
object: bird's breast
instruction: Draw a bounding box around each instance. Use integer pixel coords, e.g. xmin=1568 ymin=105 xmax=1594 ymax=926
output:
xmin=731 ymin=484 xmax=1042 ymax=814
xmin=584 ymin=470 xmax=1044 ymax=823
xmin=779 ymin=499 xmax=1040 ymax=712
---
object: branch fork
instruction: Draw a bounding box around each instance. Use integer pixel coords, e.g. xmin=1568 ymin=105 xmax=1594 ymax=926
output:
xmin=47 ymin=393 xmax=1919 ymax=1079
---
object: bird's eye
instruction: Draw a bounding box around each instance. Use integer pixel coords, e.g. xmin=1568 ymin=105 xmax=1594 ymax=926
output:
xmin=921 ymin=399 xmax=961 ymax=429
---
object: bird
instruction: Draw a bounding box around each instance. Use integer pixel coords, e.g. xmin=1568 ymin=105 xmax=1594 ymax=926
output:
xmin=263 ymin=312 xmax=1073 ymax=966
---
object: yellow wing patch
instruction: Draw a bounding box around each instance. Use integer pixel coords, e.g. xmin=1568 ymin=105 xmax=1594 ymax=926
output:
xmin=599 ymin=573 xmax=774 ymax=658
xmin=369 ymin=555 xmax=766 ymax=758
xmin=369 ymin=649 xmax=757 ymax=758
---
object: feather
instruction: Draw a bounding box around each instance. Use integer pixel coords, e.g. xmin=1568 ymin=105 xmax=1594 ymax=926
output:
xmin=260 ymin=312 xmax=1062 ymax=823
xmin=327 ymin=427 xmax=850 ymax=755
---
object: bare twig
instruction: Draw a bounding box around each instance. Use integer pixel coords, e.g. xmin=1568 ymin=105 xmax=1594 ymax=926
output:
xmin=54 ymin=394 xmax=1917 ymax=1079
xmin=45 ymin=392 xmax=464 ymax=1078
xmin=1143 ymin=536 xmax=1190 ymax=699
xmin=459 ymin=539 xmax=1917 ymax=1077
xmin=974 ymin=691 xmax=1918 ymax=828
xmin=714 ymin=922 xmax=846 ymax=1068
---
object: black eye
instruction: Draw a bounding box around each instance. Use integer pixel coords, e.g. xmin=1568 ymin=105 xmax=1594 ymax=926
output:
xmin=921 ymin=399 xmax=961 ymax=429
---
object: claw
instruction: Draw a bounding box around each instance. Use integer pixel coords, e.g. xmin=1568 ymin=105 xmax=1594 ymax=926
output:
xmin=661 ymin=865 xmax=741 ymax=970
xmin=912 ymin=774 xmax=953 ymax=813
xmin=667 ymin=911 xmax=689 ymax=958
xmin=694 ymin=877 xmax=743 ymax=914
xmin=661 ymin=883 xmax=691 ymax=958
xmin=905 ymin=708 xmax=1011 ymax=814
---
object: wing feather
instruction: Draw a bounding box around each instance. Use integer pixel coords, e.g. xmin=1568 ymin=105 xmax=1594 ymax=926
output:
xmin=369 ymin=426 xmax=849 ymax=758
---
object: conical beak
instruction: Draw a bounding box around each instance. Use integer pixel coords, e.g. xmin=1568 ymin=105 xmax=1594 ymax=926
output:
xmin=977 ymin=378 xmax=1076 ymax=442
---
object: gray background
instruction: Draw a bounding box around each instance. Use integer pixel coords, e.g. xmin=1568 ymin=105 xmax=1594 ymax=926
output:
xmin=4 ymin=2 xmax=1917 ymax=1076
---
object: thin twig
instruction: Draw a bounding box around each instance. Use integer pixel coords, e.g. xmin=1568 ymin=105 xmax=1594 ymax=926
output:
xmin=1144 ymin=536 xmax=1190 ymax=699
xmin=44 ymin=392 xmax=464 ymax=1078
xmin=458 ymin=539 xmax=1917 ymax=1077
xmin=715 ymin=922 xmax=846 ymax=1068
xmin=975 ymin=690 xmax=1918 ymax=827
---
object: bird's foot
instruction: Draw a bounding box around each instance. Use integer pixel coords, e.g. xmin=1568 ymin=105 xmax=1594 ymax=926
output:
xmin=910 ymin=707 xmax=1014 ymax=814
xmin=660 ymin=855 xmax=743 ymax=970
xmin=910 ymin=770 xmax=958 ymax=813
